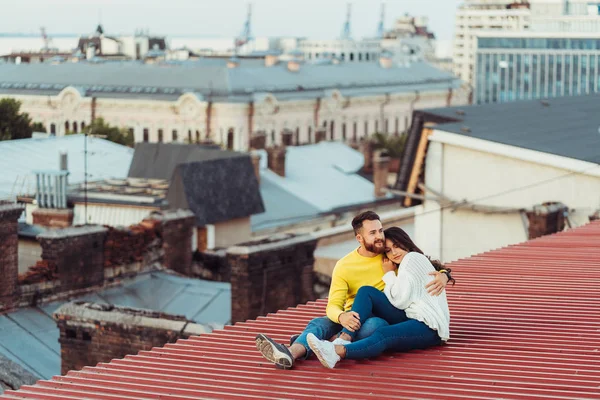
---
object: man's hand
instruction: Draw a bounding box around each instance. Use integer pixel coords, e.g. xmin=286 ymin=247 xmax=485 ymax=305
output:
xmin=425 ymin=271 xmax=449 ymax=296
xmin=338 ymin=311 xmax=361 ymax=332
xmin=382 ymin=257 xmax=396 ymax=274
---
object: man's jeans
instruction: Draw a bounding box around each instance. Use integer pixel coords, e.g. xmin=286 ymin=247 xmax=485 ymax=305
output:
xmin=293 ymin=315 xmax=388 ymax=359
xmin=341 ymin=286 xmax=442 ymax=359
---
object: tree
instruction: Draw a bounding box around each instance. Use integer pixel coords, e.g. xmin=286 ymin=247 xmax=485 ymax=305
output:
xmin=31 ymin=122 xmax=47 ymax=133
xmin=82 ymin=118 xmax=134 ymax=147
xmin=0 ymin=98 xmax=33 ymax=141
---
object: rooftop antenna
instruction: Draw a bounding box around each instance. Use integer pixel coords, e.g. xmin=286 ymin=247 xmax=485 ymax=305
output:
xmin=341 ymin=3 xmax=352 ymax=40
xmin=40 ymin=27 xmax=52 ymax=51
xmin=376 ymin=3 xmax=385 ymax=39
xmin=235 ymin=3 xmax=253 ymax=54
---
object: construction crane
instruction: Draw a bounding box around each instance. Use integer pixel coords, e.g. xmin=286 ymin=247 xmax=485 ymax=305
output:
xmin=376 ymin=3 xmax=386 ymax=39
xmin=40 ymin=27 xmax=53 ymax=52
xmin=235 ymin=3 xmax=253 ymax=53
xmin=341 ymin=3 xmax=352 ymax=40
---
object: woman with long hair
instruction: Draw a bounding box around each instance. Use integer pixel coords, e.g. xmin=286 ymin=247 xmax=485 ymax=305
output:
xmin=307 ymin=226 xmax=452 ymax=368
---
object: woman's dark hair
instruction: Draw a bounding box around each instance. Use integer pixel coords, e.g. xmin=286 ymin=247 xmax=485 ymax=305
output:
xmin=383 ymin=227 xmax=450 ymax=275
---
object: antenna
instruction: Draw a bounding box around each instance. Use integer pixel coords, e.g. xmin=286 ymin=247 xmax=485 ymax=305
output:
xmin=376 ymin=3 xmax=386 ymax=39
xmin=341 ymin=3 xmax=352 ymax=40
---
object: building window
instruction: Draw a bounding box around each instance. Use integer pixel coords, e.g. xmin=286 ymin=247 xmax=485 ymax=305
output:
xmin=342 ymin=123 xmax=347 ymax=140
xmin=73 ymin=122 xmax=78 ymax=133
xmin=341 ymin=53 xmax=346 ymax=61
xmin=364 ymin=121 xmax=369 ymax=137
xmin=227 ymin=128 xmax=234 ymax=150
xmin=196 ymin=130 xmax=200 ymax=143
xmin=329 ymin=121 xmax=335 ymax=140
xmin=353 ymin=122 xmax=357 ymax=141
xmin=322 ymin=120 xmax=327 ymax=127
xmin=295 ymin=127 xmax=300 ymax=145
xmin=308 ymin=126 xmax=312 ymax=143
xmin=404 ymin=117 xmax=409 ymax=133
xmin=384 ymin=119 xmax=389 ymax=133
xmin=375 ymin=120 xmax=379 ymax=133
xmin=50 ymin=123 xmax=56 ymax=134
xmin=143 ymin=128 xmax=149 ymax=142
xmin=366 ymin=53 xmax=370 ymax=61
xmin=158 ymin=129 xmax=163 ymax=142
xmin=172 ymin=129 xmax=178 ymax=142
xmin=350 ymin=53 xmax=354 ymax=61
xmin=65 ymin=121 xmax=70 ymax=132
xmin=358 ymin=53 xmax=363 ymax=61
xmin=395 ymin=117 xmax=399 ymax=135
xmin=271 ymin=130 xmax=275 ymax=144
xmin=81 ymin=121 xmax=86 ymax=131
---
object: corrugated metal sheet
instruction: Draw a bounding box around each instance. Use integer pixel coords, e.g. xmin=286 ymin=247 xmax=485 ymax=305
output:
xmin=2 ymin=221 xmax=600 ymax=400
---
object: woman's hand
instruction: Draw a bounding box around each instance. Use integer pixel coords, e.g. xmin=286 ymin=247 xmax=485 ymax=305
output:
xmin=382 ymin=256 xmax=396 ymax=274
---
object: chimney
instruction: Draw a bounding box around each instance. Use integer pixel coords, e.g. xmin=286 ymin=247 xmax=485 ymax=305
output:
xmin=287 ymin=60 xmax=301 ymax=72
xmin=315 ymin=128 xmax=327 ymax=143
xmin=359 ymin=139 xmax=374 ymax=172
xmin=86 ymin=44 xmax=95 ymax=60
xmin=250 ymin=131 xmax=266 ymax=150
xmin=265 ymin=54 xmax=279 ymax=67
xmin=373 ymin=150 xmax=390 ymax=198
xmin=0 ymin=204 xmax=24 ymax=312
xmin=526 ymin=202 xmax=569 ymax=239
xmin=267 ymin=146 xmax=286 ymax=177
xmin=250 ymin=152 xmax=261 ymax=184
xmin=281 ymin=129 xmax=294 ymax=146
xmin=379 ymin=52 xmax=393 ymax=69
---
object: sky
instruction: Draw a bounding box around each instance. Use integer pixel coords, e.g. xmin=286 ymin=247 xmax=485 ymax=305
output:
xmin=0 ymin=0 xmax=461 ymax=41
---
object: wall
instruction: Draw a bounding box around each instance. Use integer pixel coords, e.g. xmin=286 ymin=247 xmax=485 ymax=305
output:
xmin=17 ymin=239 xmax=42 ymax=274
xmin=416 ymin=139 xmax=600 ymax=262
xmin=0 ymin=205 xmax=24 ymax=312
xmin=8 ymin=84 xmax=467 ymax=152
xmin=227 ymin=234 xmax=318 ymax=323
xmin=54 ymin=302 xmax=208 ymax=375
xmin=214 ymin=216 xmax=252 ymax=248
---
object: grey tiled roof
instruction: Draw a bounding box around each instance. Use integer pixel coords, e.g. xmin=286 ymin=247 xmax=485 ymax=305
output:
xmin=0 ymin=59 xmax=461 ymax=102
xmin=422 ymin=94 xmax=600 ymax=164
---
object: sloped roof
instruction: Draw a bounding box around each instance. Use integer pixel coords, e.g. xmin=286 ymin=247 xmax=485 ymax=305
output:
xmin=422 ymin=94 xmax=600 ymax=164
xmin=4 ymin=221 xmax=599 ymax=399
xmin=251 ymin=142 xmax=393 ymax=231
xmin=0 ymin=134 xmax=133 ymax=200
xmin=0 ymin=271 xmax=230 ymax=381
xmin=129 ymin=143 xmax=265 ymax=226
xmin=0 ymin=60 xmax=460 ymax=102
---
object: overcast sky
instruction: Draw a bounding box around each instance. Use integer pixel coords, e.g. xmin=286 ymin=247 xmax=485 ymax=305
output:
xmin=1 ymin=0 xmax=460 ymax=40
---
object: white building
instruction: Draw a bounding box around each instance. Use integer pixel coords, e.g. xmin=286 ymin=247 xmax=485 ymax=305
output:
xmin=0 ymin=56 xmax=467 ymax=152
xmin=396 ymin=95 xmax=600 ymax=262
xmin=453 ymin=0 xmax=531 ymax=86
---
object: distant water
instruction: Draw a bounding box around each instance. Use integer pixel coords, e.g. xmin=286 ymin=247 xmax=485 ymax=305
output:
xmin=0 ymin=36 xmax=236 ymax=56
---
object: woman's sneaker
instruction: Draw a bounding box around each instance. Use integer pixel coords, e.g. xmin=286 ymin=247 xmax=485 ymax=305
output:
xmin=255 ymin=334 xmax=294 ymax=370
xmin=307 ymin=333 xmax=341 ymax=369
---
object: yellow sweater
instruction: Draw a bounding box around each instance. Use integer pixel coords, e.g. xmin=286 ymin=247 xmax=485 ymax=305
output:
xmin=326 ymin=248 xmax=386 ymax=323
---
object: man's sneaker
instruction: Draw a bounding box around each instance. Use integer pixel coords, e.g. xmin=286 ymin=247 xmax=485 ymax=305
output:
xmin=331 ymin=337 xmax=351 ymax=346
xmin=255 ymin=334 xmax=294 ymax=370
xmin=307 ymin=333 xmax=341 ymax=369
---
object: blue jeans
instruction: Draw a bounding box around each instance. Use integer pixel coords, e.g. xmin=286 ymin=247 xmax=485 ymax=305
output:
xmin=342 ymin=286 xmax=442 ymax=359
xmin=294 ymin=316 xmax=388 ymax=359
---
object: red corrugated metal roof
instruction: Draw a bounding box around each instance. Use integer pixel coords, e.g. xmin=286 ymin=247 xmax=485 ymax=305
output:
xmin=3 ymin=221 xmax=600 ymax=400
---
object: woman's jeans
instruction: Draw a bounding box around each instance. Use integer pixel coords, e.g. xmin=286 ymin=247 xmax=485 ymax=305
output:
xmin=341 ymin=286 xmax=442 ymax=359
xmin=294 ymin=315 xmax=388 ymax=358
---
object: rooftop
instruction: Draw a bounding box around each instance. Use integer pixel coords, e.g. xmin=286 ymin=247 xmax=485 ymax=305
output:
xmin=0 ymin=271 xmax=230 ymax=382
xmin=0 ymin=60 xmax=460 ymax=102
xmin=0 ymin=135 xmax=133 ymax=201
xmin=422 ymin=94 xmax=600 ymax=164
xmin=4 ymin=221 xmax=599 ymax=399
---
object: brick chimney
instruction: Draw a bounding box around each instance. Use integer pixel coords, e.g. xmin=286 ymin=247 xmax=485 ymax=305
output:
xmin=54 ymin=302 xmax=209 ymax=375
xmin=281 ymin=129 xmax=294 ymax=146
xmin=315 ymin=128 xmax=327 ymax=143
xmin=373 ymin=150 xmax=391 ymax=198
xmin=250 ymin=131 xmax=267 ymax=150
xmin=526 ymin=202 xmax=569 ymax=239
xmin=359 ymin=139 xmax=374 ymax=172
xmin=267 ymin=146 xmax=286 ymax=177
xmin=250 ymin=152 xmax=261 ymax=184
xmin=0 ymin=204 xmax=24 ymax=312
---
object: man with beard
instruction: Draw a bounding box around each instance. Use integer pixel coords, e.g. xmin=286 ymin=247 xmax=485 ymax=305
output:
xmin=255 ymin=211 xmax=452 ymax=369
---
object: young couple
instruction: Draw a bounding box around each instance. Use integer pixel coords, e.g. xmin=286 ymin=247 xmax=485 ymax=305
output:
xmin=255 ymin=211 xmax=454 ymax=369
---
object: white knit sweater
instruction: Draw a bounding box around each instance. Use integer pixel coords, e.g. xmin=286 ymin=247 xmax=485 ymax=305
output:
xmin=382 ymin=252 xmax=450 ymax=341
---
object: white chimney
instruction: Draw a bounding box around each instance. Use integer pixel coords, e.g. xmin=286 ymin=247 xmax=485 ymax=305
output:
xmin=265 ymin=54 xmax=279 ymax=67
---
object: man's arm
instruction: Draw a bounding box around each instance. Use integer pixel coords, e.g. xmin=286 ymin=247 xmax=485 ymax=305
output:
xmin=325 ymin=266 xmax=348 ymax=323
xmin=426 ymin=269 xmax=454 ymax=296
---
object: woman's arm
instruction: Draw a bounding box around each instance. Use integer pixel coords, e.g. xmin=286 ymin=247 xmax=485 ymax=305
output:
xmin=382 ymin=255 xmax=418 ymax=309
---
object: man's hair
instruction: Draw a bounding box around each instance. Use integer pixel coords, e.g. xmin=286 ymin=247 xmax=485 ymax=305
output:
xmin=351 ymin=211 xmax=381 ymax=235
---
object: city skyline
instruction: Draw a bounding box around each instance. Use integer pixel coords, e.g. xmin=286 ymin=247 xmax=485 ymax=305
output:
xmin=1 ymin=0 xmax=460 ymax=41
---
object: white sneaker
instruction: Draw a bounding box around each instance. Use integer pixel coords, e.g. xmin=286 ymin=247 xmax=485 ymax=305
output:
xmin=307 ymin=333 xmax=341 ymax=369
xmin=331 ymin=337 xmax=350 ymax=346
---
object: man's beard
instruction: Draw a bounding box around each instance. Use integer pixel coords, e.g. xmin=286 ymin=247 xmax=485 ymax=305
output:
xmin=364 ymin=239 xmax=385 ymax=254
